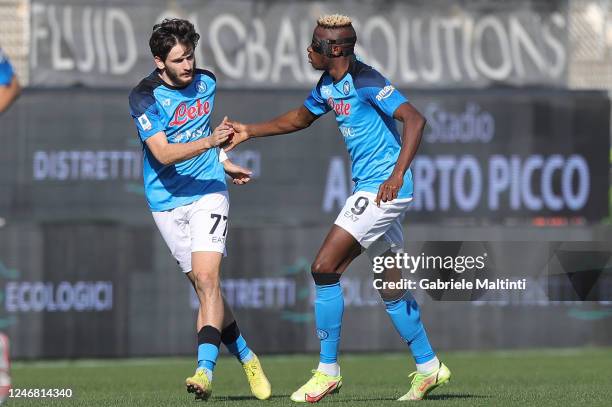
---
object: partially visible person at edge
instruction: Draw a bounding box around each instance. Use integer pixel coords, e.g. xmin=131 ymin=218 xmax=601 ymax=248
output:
xmin=0 ymin=44 xmax=21 ymax=405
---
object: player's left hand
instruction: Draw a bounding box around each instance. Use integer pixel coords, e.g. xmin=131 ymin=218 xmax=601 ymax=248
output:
xmin=375 ymin=174 xmax=403 ymax=206
xmin=210 ymin=116 xmax=233 ymax=147
xmin=223 ymin=161 xmax=253 ymax=185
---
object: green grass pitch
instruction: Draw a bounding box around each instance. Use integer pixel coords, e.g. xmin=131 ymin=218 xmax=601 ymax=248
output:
xmin=7 ymin=348 xmax=611 ymax=406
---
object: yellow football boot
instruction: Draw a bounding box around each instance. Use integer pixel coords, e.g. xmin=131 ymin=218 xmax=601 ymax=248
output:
xmin=242 ymin=355 xmax=272 ymax=400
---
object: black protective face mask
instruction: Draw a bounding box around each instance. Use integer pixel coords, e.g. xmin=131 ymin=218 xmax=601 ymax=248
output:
xmin=310 ymin=35 xmax=356 ymax=58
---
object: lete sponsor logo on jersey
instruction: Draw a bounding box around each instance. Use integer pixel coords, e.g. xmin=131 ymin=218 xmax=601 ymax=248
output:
xmin=138 ymin=113 xmax=152 ymax=130
xmin=376 ymin=85 xmax=395 ymax=101
xmin=169 ymin=99 xmax=211 ymax=127
xmin=327 ymin=97 xmax=351 ymax=116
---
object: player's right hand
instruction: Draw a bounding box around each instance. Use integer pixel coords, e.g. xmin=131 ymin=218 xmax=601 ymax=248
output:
xmin=209 ymin=116 xmax=233 ymax=147
xmin=223 ymin=120 xmax=250 ymax=152
xmin=375 ymin=173 xmax=403 ymax=206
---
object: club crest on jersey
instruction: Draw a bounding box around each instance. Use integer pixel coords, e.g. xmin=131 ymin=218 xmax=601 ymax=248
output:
xmin=169 ymin=99 xmax=211 ymax=127
xmin=138 ymin=113 xmax=152 ymax=130
xmin=327 ymin=97 xmax=351 ymax=116
xmin=343 ymin=81 xmax=350 ymax=95
xmin=195 ymin=80 xmax=207 ymax=93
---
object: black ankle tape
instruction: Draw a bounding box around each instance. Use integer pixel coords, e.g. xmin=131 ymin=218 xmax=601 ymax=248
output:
xmin=198 ymin=325 xmax=221 ymax=346
xmin=311 ymin=272 xmax=341 ymax=286
xmin=221 ymin=321 xmax=241 ymax=345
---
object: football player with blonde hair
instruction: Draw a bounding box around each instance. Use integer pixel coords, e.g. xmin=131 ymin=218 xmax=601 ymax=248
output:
xmin=226 ymin=14 xmax=451 ymax=402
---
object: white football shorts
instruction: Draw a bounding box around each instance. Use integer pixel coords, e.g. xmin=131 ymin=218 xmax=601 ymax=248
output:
xmin=152 ymin=191 xmax=229 ymax=273
xmin=334 ymin=191 xmax=413 ymax=260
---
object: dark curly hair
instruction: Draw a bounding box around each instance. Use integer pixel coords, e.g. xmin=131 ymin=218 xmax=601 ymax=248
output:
xmin=149 ymin=18 xmax=200 ymax=61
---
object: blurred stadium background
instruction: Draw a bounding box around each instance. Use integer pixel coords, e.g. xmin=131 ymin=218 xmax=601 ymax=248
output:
xmin=0 ymin=0 xmax=611 ymax=367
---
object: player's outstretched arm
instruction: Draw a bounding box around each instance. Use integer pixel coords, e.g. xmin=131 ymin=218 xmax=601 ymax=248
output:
xmin=375 ymin=102 xmax=426 ymax=206
xmin=145 ymin=119 xmax=232 ymax=166
xmin=224 ymin=106 xmax=317 ymax=152
xmin=0 ymin=75 xmax=20 ymax=114
xmin=222 ymin=159 xmax=252 ymax=185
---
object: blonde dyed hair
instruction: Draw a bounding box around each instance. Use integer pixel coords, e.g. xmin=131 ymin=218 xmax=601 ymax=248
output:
xmin=317 ymin=14 xmax=353 ymax=29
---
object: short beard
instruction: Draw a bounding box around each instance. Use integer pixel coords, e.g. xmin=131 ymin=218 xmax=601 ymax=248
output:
xmin=165 ymin=60 xmax=196 ymax=87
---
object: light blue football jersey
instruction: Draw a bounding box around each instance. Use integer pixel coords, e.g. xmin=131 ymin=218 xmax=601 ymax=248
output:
xmin=129 ymin=69 xmax=226 ymax=211
xmin=304 ymin=59 xmax=413 ymax=198
xmin=0 ymin=47 xmax=15 ymax=86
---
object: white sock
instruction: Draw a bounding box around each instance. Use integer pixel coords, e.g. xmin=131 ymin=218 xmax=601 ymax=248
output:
xmin=416 ymin=356 xmax=440 ymax=374
xmin=317 ymin=362 xmax=340 ymax=377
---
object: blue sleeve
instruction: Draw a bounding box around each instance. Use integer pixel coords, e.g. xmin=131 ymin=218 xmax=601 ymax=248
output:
xmin=355 ymin=70 xmax=407 ymax=117
xmin=303 ymin=76 xmax=331 ymax=116
xmin=0 ymin=49 xmax=14 ymax=86
xmin=129 ymin=91 xmax=165 ymax=142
